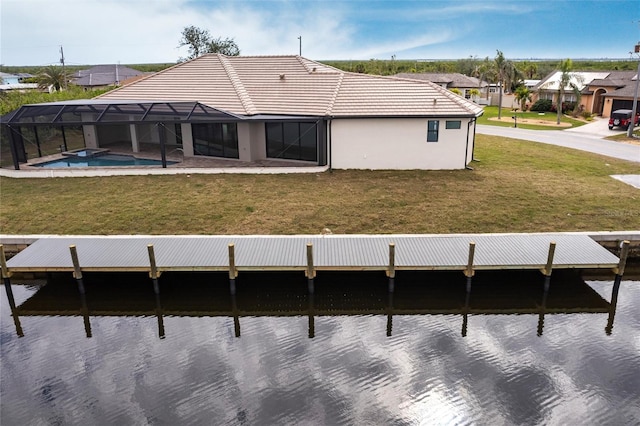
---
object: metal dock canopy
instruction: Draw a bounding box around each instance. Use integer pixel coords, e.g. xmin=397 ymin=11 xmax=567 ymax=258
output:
xmin=5 ymin=233 xmax=621 ymax=273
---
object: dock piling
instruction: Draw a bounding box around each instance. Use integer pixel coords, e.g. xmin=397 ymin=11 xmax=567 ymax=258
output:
xmin=69 ymin=245 xmax=85 ymax=295
xmin=306 ymin=243 xmax=315 ymax=294
xmin=1 ymin=245 xmax=23 ymax=337
xmin=80 ymin=291 xmax=92 ymax=338
xmin=308 ymin=293 xmax=315 ymax=338
xmin=155 ymin=293 xmax=165 ymax=339
xmin=387 ymin=243 xmax=396 ymax=293
xmin=607 ymin=241 xmax=630 ymax=335
xmin=147 ymin=244 xmax=160 ymax=295
xmin=542 ymin=241 xmax=556 ymax=293
xmin=231 ymin=294 xmax=241 ymax=337
xmin=1 ymin=244 xmax=15 ymax=300
xmin=228 ymin=243 xmax=238 ymax=295
xmin=464 ymin=242 xmax=475 ymax=293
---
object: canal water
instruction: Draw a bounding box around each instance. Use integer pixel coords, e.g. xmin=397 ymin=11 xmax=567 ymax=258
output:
xmin=1 ymin=269 xmax=639 ymax=425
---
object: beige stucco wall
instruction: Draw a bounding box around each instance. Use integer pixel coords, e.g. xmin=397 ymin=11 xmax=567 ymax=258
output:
xmin=249 ymin=122 xmax=266 ymax=161
xmin=237 ymin=122 xmax=252 ymax=162
xmin=181 ymin=123 xmax=194 ymax=156
xmin=83 ymin=125 xmax=98 ymax=148
xmin=330 ymin=118 xmax=472 ymax=170
xmin=602 ymin=100 xmax=614 ymax=118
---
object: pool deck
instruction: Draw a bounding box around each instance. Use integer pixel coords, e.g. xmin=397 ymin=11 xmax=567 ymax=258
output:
xmin=1 ymin=143 xmax=327 ymax=177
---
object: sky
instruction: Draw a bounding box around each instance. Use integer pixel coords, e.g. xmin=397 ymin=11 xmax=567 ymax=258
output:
xmin=1 ymin=0 xmax=639 ymax=66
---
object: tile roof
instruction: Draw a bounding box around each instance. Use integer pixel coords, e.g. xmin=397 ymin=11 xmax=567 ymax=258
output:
xmin=395 ymin=72 xmax=486 ymax=88
xmin=534 ymin=71 xmax=610 ymax=92
xmin=73 ymin=64 xmax=143 ymax=86
xmin=99 ymin=54 xmax=483 ymax=118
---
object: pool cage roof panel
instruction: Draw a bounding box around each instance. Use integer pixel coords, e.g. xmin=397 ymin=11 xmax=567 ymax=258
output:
xmin=1 ymin=100 xmax=246 ymax=126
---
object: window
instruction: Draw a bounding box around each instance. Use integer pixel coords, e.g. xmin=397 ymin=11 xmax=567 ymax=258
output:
xmin=427 ymin=120 xmax=439 ymax=142
xmin=192 ymin=123 xmax=238 ymax=158
xmin=445 ymin=120 xmax=461 ymax=129
xmin=266 ymin=122 xmax=317 ymax=161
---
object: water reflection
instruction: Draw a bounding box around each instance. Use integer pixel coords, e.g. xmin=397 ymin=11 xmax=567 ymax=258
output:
xmin=5 ymin=269 xmax=619 ymax=339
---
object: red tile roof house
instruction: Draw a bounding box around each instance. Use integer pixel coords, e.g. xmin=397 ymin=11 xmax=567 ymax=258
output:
xmin=3 ymin=55 xmax=483 ymax=171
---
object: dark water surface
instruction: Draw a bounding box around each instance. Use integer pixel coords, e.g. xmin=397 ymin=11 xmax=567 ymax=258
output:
xmin=1 ymin=269 xmax=639 ymax=425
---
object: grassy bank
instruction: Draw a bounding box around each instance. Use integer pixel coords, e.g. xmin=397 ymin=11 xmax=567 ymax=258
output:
xmin=477 ymin=106 xmax=586 ymax=130
xmin=1 ymin=135 xmax=638 ymax=235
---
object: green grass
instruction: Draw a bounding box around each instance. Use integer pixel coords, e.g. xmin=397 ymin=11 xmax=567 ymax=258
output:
xmin=477 ymin=106 xmax=586 ymax=130
xmin=1 ymin=134 xmax=638 ymax=235
xmin=605 ymin=129 xmax=640 ymax=141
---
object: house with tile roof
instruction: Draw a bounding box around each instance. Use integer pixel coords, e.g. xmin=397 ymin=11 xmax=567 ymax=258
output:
xmin=95 ymin=54 xmax=483 ymax=170
xmin=2 ymin=55 xmax=484 ymax=171
xmin=580 ymin=71 xmax=638 ymax=118
xmin=533 ymin=70 xmax=638 ymax=117
xmin=73 ymin=65 xmax=144 ymax=89
xmin=395 ymin=72 xmax=487 ymax=103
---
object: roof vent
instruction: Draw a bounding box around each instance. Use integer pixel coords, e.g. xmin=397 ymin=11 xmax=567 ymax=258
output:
xmin=279 ymin=74 xmax=285 ymax=80
xmin=433 ymin=98 xmax=437 ymax=105
xmin=312 ymin=67 xmax=317 ymax=72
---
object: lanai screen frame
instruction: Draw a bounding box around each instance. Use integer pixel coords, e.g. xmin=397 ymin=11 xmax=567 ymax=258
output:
xmin=1 ymin=100 xmax=246 ymax=170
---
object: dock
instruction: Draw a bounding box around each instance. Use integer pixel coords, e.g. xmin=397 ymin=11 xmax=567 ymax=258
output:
xmin=1 ymin=233 xmax=624 ymax=275
xmin=1 ymin=233 xmax=630 ymax=340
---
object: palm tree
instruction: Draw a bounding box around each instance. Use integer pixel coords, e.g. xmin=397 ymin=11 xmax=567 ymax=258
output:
xmin=555 ymin=59 xmax=583 ymax=124
xmin=474 ymin=57 xmax=496 ymax=102
xmin=519 ymin=61 xmax=538 ymax=79
xmin=514 ymin=85 xmax=533 ymax=111
xmin=37 ymin=65 xmax=69 ymax=91
xmin=494 ymin=50 xmax=514 ymax=119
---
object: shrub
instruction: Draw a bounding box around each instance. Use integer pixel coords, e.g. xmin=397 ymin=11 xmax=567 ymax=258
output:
xmin=550 ymin=101 xmax=577 ymax=114
xmin=530 ymin=99 xmax=552 ymax=112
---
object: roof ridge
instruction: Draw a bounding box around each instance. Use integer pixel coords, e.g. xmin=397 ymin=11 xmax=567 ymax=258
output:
xmin=218 ymin=54 xmax=257 ymax=115
xmin=325 ymin=72 xmax=345 ymax=115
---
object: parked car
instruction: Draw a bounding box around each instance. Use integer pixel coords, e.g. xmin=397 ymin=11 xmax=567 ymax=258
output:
xmin=608 ymin=109 xmax=640 ymax=130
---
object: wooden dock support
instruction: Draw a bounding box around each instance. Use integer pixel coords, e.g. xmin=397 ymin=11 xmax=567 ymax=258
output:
xmin=1 ymin=245 xmax=23 ymax=337
xmin=607 ymin=240 xmax=630 ymax=335
xmin=387 ymin=243 xmax=396 ymax=293
xmin=542 ymin=241 xmax=556 ymax=293
xmin=306 ymin=243 xmax=315 ymax=294
xmin=147 ymin=244 xmax=160 ymax=295
xmin=155 ymin=293 xmax=165 ymax=339
xmin=231 ymin=294 xmax=240 ymax=338
xmin=228 ymin=243 xmax=238 ymax=295
xmin=464 ymin=242 xmax=475 ymax=293
xmin=80 ymin=291 xmax=92 ymax=338
xmin=1 ymin=244 xmax=15 ymax=302
xmin=386 ymin=292 xmax=394 ymax=337
xmin=308 ymin=293 xmax=315 ymax=339
xmin=535 ymin=242 xmax=556 ymax=336
xmin=69 ymin=245 xmax=85 ymax=295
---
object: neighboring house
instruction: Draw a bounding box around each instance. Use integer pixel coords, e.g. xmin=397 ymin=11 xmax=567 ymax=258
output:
xmin=523 ymin=79 xmax=540 ymax=89
xmin=534 ymin=70 xmax=639 ymax=117
xmin=582 ymin=71 xmax=638 ymax=117
xmin=534 ymin=71 xmax=609 ymax=104
xmin=0 ymin=72 xmax=37 ymax=91
xmin=4 ymin=55 xmax=483 ymax=171
xmin=72 ymin=65 xmax=144 ymax=89
xmin=395 ymin=72 xmax=487 ymax=102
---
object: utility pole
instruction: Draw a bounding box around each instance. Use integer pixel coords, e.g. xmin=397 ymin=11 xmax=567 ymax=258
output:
xmin=627 ymin=42 xmax=640 ymax=138
xmin=298 ymin=36 xmax=302 ymax=56
xmin=59 ymin=45 xmax=67 ymax=90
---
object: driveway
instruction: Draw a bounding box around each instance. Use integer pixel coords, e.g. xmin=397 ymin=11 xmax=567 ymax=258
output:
xmin=476 ymin=118 xmax=639 ymax=163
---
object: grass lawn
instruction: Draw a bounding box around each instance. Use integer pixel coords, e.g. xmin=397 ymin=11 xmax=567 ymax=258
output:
xmin=477 ymin=106 xmax=587 ymax=130
xmin=1 ymin=134 xmax=638 ymax=235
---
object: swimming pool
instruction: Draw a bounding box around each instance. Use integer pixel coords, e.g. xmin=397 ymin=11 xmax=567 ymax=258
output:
xmin=34 ymin=154 xmax=176 ymax=168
